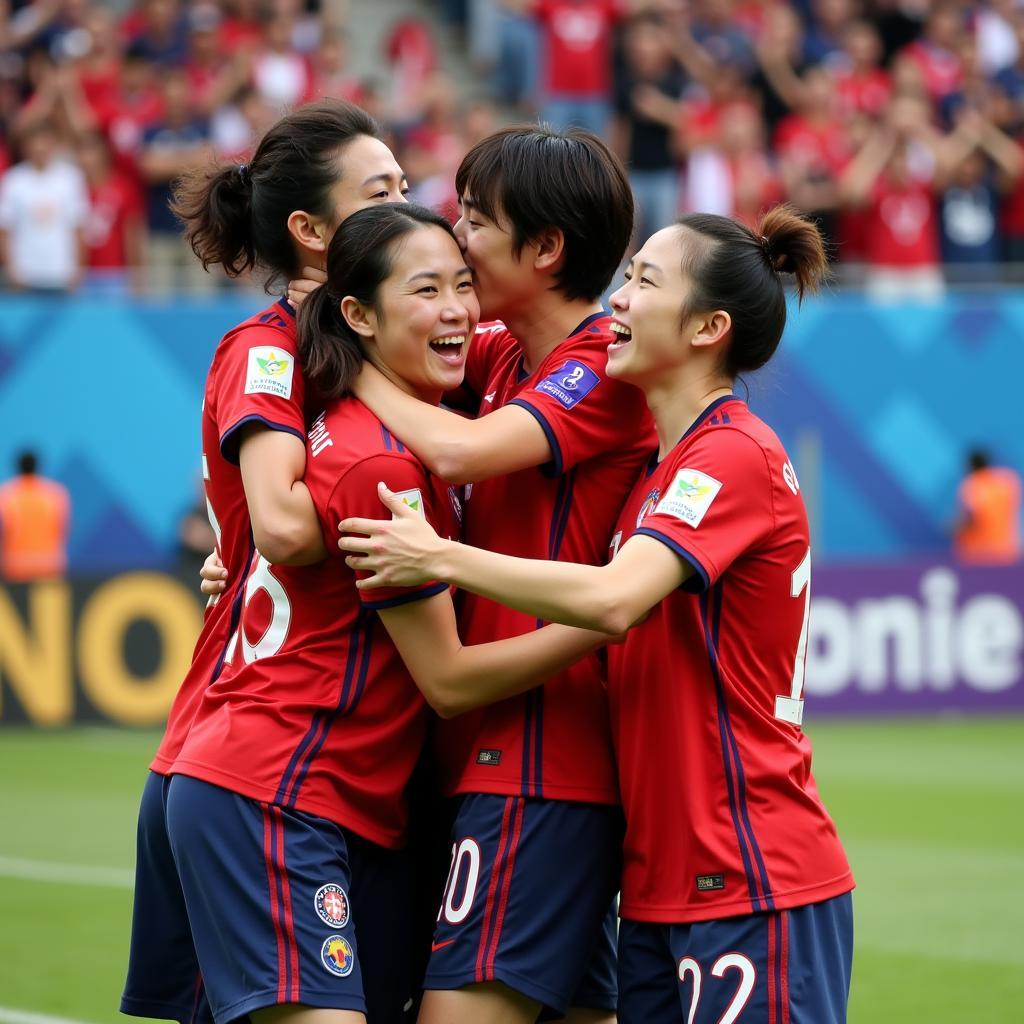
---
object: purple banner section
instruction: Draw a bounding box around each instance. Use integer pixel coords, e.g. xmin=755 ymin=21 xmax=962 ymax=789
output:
xmin=806 ymin=561 xmax=1024 ymax=715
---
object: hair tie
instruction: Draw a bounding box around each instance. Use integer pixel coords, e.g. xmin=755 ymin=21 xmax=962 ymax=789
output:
xmin=237 ymin=162 xmax=250 ymax=184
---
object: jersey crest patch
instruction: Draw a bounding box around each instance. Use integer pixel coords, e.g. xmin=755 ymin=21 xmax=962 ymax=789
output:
xmin=321 ymin=935 xmax=355 ymax=977
xmin=534 ymin=360 xmax=600 ymax=409
xmin=314 ymin=883 xmax=350 ymax=928
xmin=636 ymin=488 xmax=660 ymax=528
xmin=392 ymin=488 xmax=425 ymax=517
xmin=655 ymin=469 xmax=723 ymax=528
xmin=244 ymin=346 xmax=294 ymax=399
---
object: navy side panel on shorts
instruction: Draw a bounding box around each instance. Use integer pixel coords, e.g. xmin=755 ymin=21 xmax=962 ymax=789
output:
xmin=122 ymin=771 xmax=214 ymax=1023
xmin=424 ymin=793 xmax=622 ymax=1016
xmin=618 ymin=892 xmax=854 ymax=1024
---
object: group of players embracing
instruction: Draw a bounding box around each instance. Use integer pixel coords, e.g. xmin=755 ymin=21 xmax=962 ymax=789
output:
xmin=121 ymin=99 xmax=855 ymax=1024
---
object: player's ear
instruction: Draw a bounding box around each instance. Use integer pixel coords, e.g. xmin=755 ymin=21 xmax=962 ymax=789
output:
xmin=287 ymin=209 xmax=328 ymax=254
xmin=691 ymin=309 xmax=731 ymax=350
xmin=531 ymin=227 xmax=565 ymax=273
xmin=341 ymin=296 xmax=376 ymax=339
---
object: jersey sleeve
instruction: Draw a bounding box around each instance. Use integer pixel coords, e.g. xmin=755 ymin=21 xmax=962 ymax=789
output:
xmin=508 ymin=332 xmax=650 ymax=476
xmin=214 ymin=326 xmax=307 ymax=464
xmin=327 ymin=454 xmax=450 ymax=610
xmin=635 ymin=430 xmax=775 ymax=592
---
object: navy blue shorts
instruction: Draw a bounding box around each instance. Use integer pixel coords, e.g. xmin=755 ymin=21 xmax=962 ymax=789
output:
xmin=423 ymin=793 xmax=622 ymax=1016
xmin=122 ymin=772 xmax=415 ymax=1023
xmin=617 ymin=892 xmax=854 ymax=1024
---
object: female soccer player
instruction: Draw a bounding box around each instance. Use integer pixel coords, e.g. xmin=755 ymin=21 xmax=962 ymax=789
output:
xmin=138 ymin=202 xmax=617 ymax=1024
xmin=340 ymin=207 xmax=856 ymax=1024
xmin=122 ymin=100 xmax=410 ymax=1023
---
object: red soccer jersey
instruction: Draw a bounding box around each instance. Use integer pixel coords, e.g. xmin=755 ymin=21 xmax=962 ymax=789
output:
xmin=151 ymin=300 xmax=304 ymax=774
xmin=436 ymin=315 xmax=655 ymax=805
xmin=606 ymin=397 xmax=854 ymax=922
xmin=535 ymin=0 xmax=621 ymax=97
xmin=83 ymin=173 xmax=140 ymax=268
xmin=866 ymin=175 xmax=939 ymax=268
xmin=171 ymin=398 xmax=458 ymax=849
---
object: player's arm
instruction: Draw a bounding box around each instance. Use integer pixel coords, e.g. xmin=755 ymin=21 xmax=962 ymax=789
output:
xmin=378 ymin=591 xmax=612 ymax=719
xmin=343 ymin=484 xmax=692 ymax=635
xmin=352 ymin=362 xmax=551 ymax=484
xmin=238 ymin=424 xmax=326 ymax=565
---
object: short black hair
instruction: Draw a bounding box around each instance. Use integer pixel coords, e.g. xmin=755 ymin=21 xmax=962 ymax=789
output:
xmin=17 ymin=451 xmax=38 ymax=475
xmin=455 ymin=126 xmax=633 ymax=302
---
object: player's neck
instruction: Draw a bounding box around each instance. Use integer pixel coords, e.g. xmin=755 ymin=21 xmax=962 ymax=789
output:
xmin=644 ymin=370 xmax=734 ymax=460
xmin=502 ymin=295 xmax=604 ymax=375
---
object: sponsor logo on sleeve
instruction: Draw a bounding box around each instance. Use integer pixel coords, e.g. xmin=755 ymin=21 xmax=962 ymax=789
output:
xmin=392 ymin=488 xmax=425 ymax=518
xmin=654 ymin=469 xmax=723 ymax=528
xmin=533 ymin=360 xmax=600 ymax=410
xmin=244 ymin=346 xmax=295 ymax=399
xmin=321 ymin=935 xmax=355 ymax=977
xmin=314 ymin=883 xmax=350 ymax=928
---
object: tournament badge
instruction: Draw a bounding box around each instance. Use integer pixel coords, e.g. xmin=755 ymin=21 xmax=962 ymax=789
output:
xmin=314 ymin=883 xmax=350 ymax=928
xmin=321 ymin=935 xmax=355 ymax=977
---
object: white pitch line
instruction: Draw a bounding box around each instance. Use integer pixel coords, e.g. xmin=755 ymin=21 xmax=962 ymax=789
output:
xmin=0 ymin=1008 xmax=96 ymax=1024
xmin=0 ymin=855 xmax=133 ymax=889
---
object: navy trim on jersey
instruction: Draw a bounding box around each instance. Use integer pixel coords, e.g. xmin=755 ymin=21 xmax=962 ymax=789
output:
xmin=378 ymin=426 xmax=407 ymax=454
xmin=633 ymin=527 xmax=710 ymax=592
xmin=507 ymin=398 xmax=564 ymax=478
xmin=700 ymin=584 xmax=775 ymax=913
xmin=276 ymin=297 xmax=295 ymax=320
xmin=219 ymin=414 xmax=306 ymax=465
xmin=274 ymin=612 xmax=375 ymax=810
xmin=362 ymin=580 xmax=448 ymax=610
xmin=644 ymin=396 xmax=742 ymax=476
xmin=569 ymin=311 xmax=609 ymax=336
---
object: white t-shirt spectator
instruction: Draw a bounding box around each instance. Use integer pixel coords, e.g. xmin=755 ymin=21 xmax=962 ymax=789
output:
xmin=0 ymin=160 xmax=88 ymax=288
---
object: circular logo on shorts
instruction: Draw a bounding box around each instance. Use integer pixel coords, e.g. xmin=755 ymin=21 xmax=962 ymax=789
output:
xmin=314 ymin=883 xmax=350 ymax=928
xmin=321 ymin=935 xmax=355 ymax=977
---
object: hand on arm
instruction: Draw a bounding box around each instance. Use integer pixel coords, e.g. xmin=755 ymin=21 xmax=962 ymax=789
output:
xmin=238 ymin=425 xmax=327 ymax=565
xmin=340 ymin=484 xmax=692 ymax=634
xmin=352 ymin=363 xmax=552 ymax=484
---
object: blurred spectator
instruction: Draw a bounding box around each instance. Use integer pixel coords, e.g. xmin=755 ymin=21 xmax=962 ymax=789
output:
xmin=901 ymin=2 xmax=964 ymax=102
xmin=832 ymin=19 xmax=891 ymax=119
xmin=612 ymin=11 xmax=685 ymax=245
xmin=184 ymin=3 xmax=249 ymax=118
xmin=0 ymin=450 xmax=71 ymax=582
xmin=78 ymin=130 xmax=145 ymax=293
xmin=308 ymin=29 xmax=362 ymax=103
xmin=251 ymin=11 xmax=314 ymax=115
xmin=124 ymin=0 xmax=191 ymax=67
xmin=802 ymin=0 xmax=857 ymax=68
xmin=0 ymin=119 xmax=87 ymax=290
xmin=838 ymin=97 xmax=948 ymax=300
xmin=403 ymin=72 xmax=465 ymax=219
xmin=385 ymin=14 xmax=438 ymax=125
xmin=953 ymin=448 xmax=1022 ymax=564
xmin=750 ymin=2 xmax=809 ymax=135
xmin=138 ymin=67 xmax=213 ymax=292
xmin=535 ymin=0 xmax=623 ymax=136
xmin=974 ymin=0 xmax=1018 ymax=77
xmin=939 ymin=108 xmax=1021 ymax=273
xmin=491 ymin=0 xmax=541 ymax=111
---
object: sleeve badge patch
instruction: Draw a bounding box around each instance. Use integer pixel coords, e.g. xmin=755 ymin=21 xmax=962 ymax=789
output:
xmin=534 ymin=360 xmax=600 ymax=409
xmin=244 ymin=346 xmax=295 ymax=399
xmin=654 ymin=469 xmax=723 ymax=528
xmin=392 ymin=488 xmax=425 ymax=518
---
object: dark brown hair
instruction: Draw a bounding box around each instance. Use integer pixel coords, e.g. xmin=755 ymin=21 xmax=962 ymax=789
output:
xmin=172 ymin=100 xmax=380 ymax=282
xmin=298 ymin=203 xmax=459 ymax=403
xmin=455 ymin=125 xmax=633 ymax=302
xmin=676 ymin=205 xmax=828 ymax=376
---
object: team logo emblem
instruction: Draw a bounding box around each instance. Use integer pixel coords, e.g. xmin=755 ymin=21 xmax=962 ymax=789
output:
xmin=392 ymin=488 xmax=425 ymax=518
xmin=257 ymin=351 xmax=289 ymax=376
xmin=636 ymin=488 xmax=660 ymax=527
xmin=534 ymin=360 xmax=600 ymax=409
xmin=314 ymin=883 xmax=349 ymax=928
xmin=560 ymin=365 xmax=586 ymax=390
xmin=321 ymin=935 xmax=355 ymax=977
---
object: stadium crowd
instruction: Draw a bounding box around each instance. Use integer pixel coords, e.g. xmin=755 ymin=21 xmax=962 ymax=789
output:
xmin=3 ymin=0 xmax=1024 ymax=295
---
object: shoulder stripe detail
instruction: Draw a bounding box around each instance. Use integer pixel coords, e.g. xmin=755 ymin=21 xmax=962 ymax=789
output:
xmin=701 ymin=584 xmax=775 ymax=912
xmin=219 ymin=415 xmax=305 ymax=466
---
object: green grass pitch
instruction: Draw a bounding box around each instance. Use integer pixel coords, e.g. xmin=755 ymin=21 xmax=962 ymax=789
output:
xmin=0 ymin=718 xmax=1022 ymax=1023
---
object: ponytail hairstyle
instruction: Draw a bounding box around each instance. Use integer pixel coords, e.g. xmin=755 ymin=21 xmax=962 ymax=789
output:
xmin=676 ymin=204 xmax=828 ymax=377
xmin=172 ymin=99 xmax=380 ymax=282
xmin=297 ymin=203 xmax=460 ymax=403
